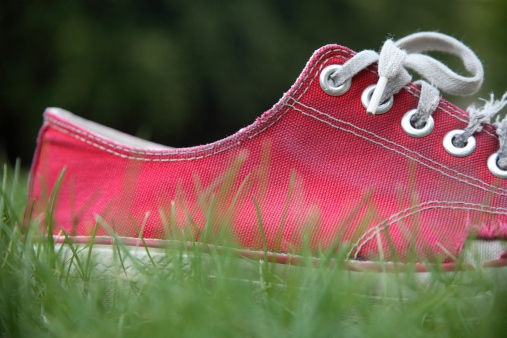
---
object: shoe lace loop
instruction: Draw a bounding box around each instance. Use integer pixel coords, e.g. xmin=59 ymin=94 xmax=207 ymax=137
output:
xmin=330 ymin=32 xmax=507 ymax=170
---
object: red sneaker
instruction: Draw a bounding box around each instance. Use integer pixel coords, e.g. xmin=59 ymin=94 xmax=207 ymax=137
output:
xmin=28 ymin=32 xmax=507 ymax=272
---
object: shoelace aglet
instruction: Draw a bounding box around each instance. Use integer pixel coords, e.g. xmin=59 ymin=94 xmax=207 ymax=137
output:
xmin=367 ymin=76 xmax=387 ymax=115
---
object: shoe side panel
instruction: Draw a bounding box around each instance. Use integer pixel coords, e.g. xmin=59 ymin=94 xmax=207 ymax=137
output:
xmin=28 ymin=45 xmax=507 ymax=263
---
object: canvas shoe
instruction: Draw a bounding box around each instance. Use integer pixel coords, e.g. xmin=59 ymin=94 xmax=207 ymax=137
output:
xmin=28 ymin=32 xmax=507 ymax=273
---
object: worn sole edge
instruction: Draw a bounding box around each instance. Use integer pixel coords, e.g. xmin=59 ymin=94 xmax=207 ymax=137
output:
xmin=50 ymin=235 xmax=507 ymax=273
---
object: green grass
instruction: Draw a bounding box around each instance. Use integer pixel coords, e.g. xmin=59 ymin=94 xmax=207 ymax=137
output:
xmin=1 ymin=162 xmax=507 ymax=337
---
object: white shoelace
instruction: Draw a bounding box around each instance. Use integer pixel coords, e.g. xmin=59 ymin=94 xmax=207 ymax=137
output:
xmin=329 ymin=32 xmax=507 ymax=170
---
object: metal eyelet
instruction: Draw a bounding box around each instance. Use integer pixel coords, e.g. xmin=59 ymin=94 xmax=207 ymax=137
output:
xmin=443 ymin=129 xmax=476 ymax=157
xmin=487 ymin=152 xmax=507 ymax=178
xmin=401 ymin=109 xmax=434 ymax=138
xmin=319 ymin=65 xmax=351 ymax=96
xmin=361 ymin=84 xmax=393 ymax=115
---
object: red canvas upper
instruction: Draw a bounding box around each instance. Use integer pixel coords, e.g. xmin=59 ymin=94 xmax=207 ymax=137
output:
xmin=28 ymin=43 xmax=507 ymax=263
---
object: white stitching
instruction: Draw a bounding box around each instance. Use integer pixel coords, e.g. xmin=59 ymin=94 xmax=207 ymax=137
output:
xmin=50 ymin=124 xmax=242 ymax=162
xmin=286 ymin=105 xmax=507 ymax=196
xmin=46 ymin=116 xmax=216 ymax=156
xmin=289 ymin=99 xmax=507 ymax=195
xmin=351 ymin=201 xmax=507 ymax=258
xmin=350 ymin=201 xmax=507 ymax=259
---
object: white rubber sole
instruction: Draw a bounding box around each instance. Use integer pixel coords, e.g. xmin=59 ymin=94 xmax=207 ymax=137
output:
xmin=51 ymin=237 xmax=507 ymax=289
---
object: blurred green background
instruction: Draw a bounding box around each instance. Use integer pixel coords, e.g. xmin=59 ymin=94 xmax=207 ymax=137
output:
xmin=2 ymin=0 xmax=507 ymax=166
